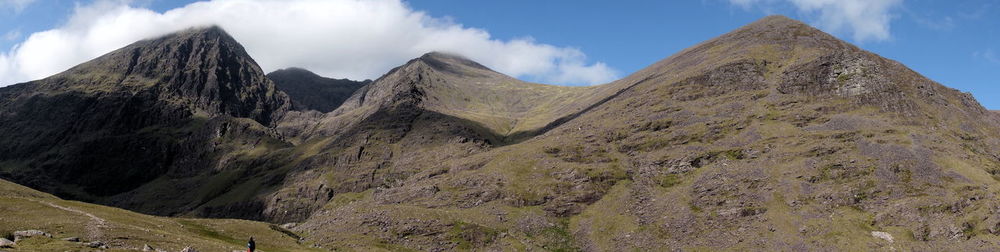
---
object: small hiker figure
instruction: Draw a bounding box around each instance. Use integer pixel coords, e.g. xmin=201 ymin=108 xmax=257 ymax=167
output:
xmin=247 ymin=237 xmax=256 ymax=252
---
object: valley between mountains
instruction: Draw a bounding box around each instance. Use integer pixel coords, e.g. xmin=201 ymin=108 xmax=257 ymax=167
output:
xmin=2 ymin=15 xmax=1000 ymax=251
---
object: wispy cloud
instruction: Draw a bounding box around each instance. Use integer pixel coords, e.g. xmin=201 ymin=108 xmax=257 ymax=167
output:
xmin=2 ymin=29 xmax=20 ymax=41
xmin=973 ymin=49 xmax=1000 ymax=64
xmin=0 ymin=0 xmax=618 ymax=86
xmin=728 ymin=0 xmax=903 ymax=42
xmin=0 ymin=0 xmax=36 ymax=13
xmin=958 ymin=2 xmax=993 ymax=20
xmin=907 ymin=10 xmax=955 ymax=31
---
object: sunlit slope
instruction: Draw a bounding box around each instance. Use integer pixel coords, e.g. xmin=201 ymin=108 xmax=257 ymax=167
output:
xmin=292 ymin=15 xmax=1000 ymax=251
xmin=311 ymin=52 xmax=628 ymax=143
xmin=0 ymin=179 xmax=319 ymax=251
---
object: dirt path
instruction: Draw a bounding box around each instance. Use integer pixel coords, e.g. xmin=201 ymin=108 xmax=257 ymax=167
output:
xmin=29 ymin=199 xmax=108 ymax=240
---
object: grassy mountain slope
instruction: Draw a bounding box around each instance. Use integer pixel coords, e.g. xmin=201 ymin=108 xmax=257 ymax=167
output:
xmin=0 ymin=178 xmax=317 ymax=251
xmin=288 ymin=16 xmax=1000 ymax=251
xmin=2 ymin=15 xmax=999 ymax=251
xmin=303 ymin=52 xmax=628 ymax=144
xmin=255 ymin=51 xmax=636 ymax=225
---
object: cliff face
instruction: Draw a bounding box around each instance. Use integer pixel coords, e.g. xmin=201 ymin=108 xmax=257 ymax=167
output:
xmin=2 ymin=16 xmax=1000 ymax=251
xmin=2 ymin=26 xmax=290 ymax=124
xmin=0 ymin=26 xmax=291 ymax=213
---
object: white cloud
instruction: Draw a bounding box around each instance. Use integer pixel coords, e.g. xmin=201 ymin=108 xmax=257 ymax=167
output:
xmin=729 ymin=0 xmax=903 ymax=42
xmin=0 ymin=0 xmax=36 ymax=13
xmin=0 ymin=0 xmax=618 ymax=87
xmin=2 ymin=29 xmax=20 ymax=41
xmin=974 ymin=49 xmax=1000 ymax=64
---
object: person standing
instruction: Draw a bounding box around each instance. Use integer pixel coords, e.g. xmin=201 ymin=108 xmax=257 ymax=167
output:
xmin=247 ymin=237 xmax=256 ymax=252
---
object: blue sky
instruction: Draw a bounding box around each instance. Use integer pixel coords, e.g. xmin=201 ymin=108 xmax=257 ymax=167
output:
xmin=1 ymin=0 xmax=997 ymax=109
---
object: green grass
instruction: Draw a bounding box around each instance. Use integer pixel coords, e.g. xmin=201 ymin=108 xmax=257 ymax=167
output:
xmin=0 ymin=179 xmax=319 ymax=251
xmin=658 ymin=174 xmax=683 ymax=188
xmin=534 ymin=219 xmax=579 ymax=252
xmin=177 ymin=219 xmax=245 ymax=246
xmin=448 ymin=221 xmax=501 ymax=250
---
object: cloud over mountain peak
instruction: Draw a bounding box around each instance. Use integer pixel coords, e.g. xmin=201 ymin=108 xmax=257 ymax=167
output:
xmin=0 ymin=0 xmax=618 ymax=87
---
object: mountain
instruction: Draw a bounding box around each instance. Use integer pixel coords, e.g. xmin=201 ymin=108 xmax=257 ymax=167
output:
xmin=256 ymin=51 xmax=634 ymax=224
xmin=267 ymin=67 xmax=369 ymax=113
xmin=303 ymin=51 xmax=627 ymax=143
xmin=0 ymin=26 xmax=294 ymax=218
xmin=289 ymin=16 xmax=1000 ymax=251
xmin=2 ymin=15 xmax=1000 ymax=251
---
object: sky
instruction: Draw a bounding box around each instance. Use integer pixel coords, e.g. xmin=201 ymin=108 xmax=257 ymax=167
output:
xmin=0 ymin=0 xmax=997 ymax=109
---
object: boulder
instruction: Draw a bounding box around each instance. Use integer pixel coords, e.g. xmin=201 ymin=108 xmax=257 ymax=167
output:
xmin=85 ymin=241 xmax=107 ymax=249
xmin=180 ymin=246 xmax=199 ymax=252
xmin=62 ymin=237 xmax=80 ymax=242
xmin=13 ymin=230 xmax=51 ymax=241
xmin=871 ymin=231 xmax=894 ymax=243
xmin=0 ymin=238 xmax=14 ymax=248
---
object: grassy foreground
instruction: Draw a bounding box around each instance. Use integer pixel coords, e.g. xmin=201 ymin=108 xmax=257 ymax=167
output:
xmin=0 ymin=179 xmax=321 ymax=252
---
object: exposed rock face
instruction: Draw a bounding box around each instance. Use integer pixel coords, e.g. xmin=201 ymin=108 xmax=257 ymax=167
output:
xmin=778 ymin=51 xmax=921 ymax=113
xmin=0 ymin=26 xmax=290 ymax=215
xmin=267 ymin=67 xmax=368 ymax=113
xmin=1 ymin=26 xmax=289 ymax=124
xmin=2 ymin=15 xmax=1000 ymax=251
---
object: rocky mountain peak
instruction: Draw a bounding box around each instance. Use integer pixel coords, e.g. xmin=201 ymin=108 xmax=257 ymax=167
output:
xmin=329 ymin=52 xmax=505 ymax=111
xmin=743 ymin=15 xmax=809 ymax=30
xmin=615 ymin=15 xmax=992 ymax=119
xmin=0 ymin=26 xmax=294 ymax=199
xmin=21 ymin=25 xmax=290 ymax=125
xmin=727 ymin=15 xmax=848 ymax=49
xmin=267 ymin=67 xmax=368 ymax=113
xmin=268 ymin=67 xmax=319 ymax=78
xmin=164 ymin=25 xmax=232 ymax=43
xmin=622 ymin=16 xmax=848 ymax=84
xmin=4 ymin=15 xmax=1000 ymax=252
xmin=417 ymin=51 xmax=492 ymax=72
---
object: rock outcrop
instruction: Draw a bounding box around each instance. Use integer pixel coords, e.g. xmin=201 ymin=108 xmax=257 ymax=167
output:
xmin=0 ymin=26 xmax=290 ymax=217
xmin=0 ymin=238 xmax=14 ymax=248
xmin=1 ymin=16 xmax=999 ymax=251
xmin=13 ymin=230 xmax=51 ymax=241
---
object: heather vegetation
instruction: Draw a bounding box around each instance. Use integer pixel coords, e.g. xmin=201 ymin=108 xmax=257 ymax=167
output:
xmin=1 ymin=16 xmax=999 ymax=251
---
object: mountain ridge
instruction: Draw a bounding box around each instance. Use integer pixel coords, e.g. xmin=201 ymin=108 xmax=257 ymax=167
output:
xmin=1 ymin=15 xmax=999 ymax=251
xmin=0 ymin=25 xmax=293 ymax=212
xmin=289 ymin=15 xmax=1000 ymax=250
xmin=1 ymin=25 xmax=290 ymax=125
xmin=267 ymin=67 xmax=368 ymax=113
xmin=300 ymin=50 xmax=618 ymax=144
